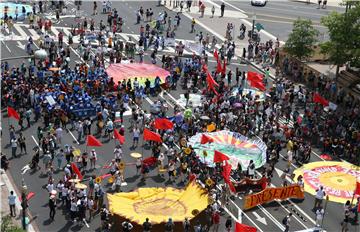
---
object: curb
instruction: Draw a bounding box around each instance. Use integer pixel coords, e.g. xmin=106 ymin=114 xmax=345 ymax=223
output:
xmin=1 ymin=170 xmax=37 ymax=232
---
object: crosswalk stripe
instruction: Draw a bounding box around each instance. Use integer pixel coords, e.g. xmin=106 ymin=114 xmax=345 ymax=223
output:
xmin=13 ymin=24 xmax=28 ymax=38
xmin=27 ymin=28 xmax=40 ymax=41
xmin=50 ymin=27 xmax=60 ymax=41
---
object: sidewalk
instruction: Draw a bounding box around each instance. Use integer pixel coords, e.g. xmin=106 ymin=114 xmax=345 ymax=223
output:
xmin=1 ymin=169 xmax=37 ymax=232
xmin=290 ymin=0 xmax=345 ymax=7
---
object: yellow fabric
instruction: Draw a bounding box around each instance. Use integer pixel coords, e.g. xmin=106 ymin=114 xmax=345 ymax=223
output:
xmin=107 ymin=182 xmax=209 ymax=224
xmin=207 ymin=123 xmax=216 ymax=132
xmin=294 ymin=161 xmax=360 ymax=204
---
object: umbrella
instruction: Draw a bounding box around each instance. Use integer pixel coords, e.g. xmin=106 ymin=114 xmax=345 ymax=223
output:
xmin=50 ymin=190 xmax=57 ymax=195
xmin=233 ymin=102 xmax=243 ymax=108
xmin=130 ymin=153 xmax=142 ymax=159
xmin=49 ymin=67 xmax=60 ymax=71
xmin=200 ymin=115 xmax=210 ymax=120
xmin=320 ymin=154 xmax=332 ymax=161
xmin=75 ymin=183 xmax=87 ymax=189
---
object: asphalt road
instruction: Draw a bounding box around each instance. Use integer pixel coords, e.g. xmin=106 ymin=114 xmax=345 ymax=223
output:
xmin=1 ymin=1 xmax=358 ymax=232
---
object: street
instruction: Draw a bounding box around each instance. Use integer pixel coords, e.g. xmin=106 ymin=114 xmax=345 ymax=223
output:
xmin=1 ymin=1 xmax=359 ymax=232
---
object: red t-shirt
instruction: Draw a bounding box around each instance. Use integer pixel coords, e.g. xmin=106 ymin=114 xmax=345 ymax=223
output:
xmin=212 ymin=212 xmax=220 ymax=224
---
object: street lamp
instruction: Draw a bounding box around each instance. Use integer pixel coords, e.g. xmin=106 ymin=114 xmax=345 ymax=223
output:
xmin=251 ymin=13 xmax=257 ymax=41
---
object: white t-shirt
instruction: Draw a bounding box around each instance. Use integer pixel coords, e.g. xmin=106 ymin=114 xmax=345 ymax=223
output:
xmin=316 ymin=189 xmax=325 ymax=199
xmin=316 ymin=208 xmax=324 ymax=220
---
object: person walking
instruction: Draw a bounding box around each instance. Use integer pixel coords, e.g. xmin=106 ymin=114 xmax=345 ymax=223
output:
xmin=314 ymin=186 xmax=326 ymax=209
xmin=220 ymin=2 xmax=225 ymax=17
xmin=183 ymin=217 xmax=191 ymax=232
xmin=8 ymin=191 xmax=16 ymax=217
xmin=282 ymin=213 xmax=292 ymax=232
xmin=165 ymin=218 xmax=174 ymax=232
xmin=190 ymin=18 xmax=196 ymax=33
xmin=211 ymin=5 xmax=215 ymax=18
xmin=211 ymin=210 xmax=220 ymax=232
xmin=18 ymin=132 xmax=27 ymax=154
xmin=225 ymin=216 xmax=232 ymax=231
xmin=247 ymin=160 xmax=255 ymax=179
xmin=11 ymin=137 xmax=18 ymax=158
xmin=143 ymin=218 xmax=152 ymax=232
xmin=315 ymin=206 xmax=324 ymax=227
xmin=49 ymin=195 xmax=56 ymax=220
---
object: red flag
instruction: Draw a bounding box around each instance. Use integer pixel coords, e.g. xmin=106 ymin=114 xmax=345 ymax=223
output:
xmin=222 ymin=161 xmax=232 ymax=180
xmin=214 ymin=49 xmax=219 ymax=61
xmin=71 ymin=162 xmax=83 ymax=180
xmin=247 ymin=71 xmax=263 ymax=82
xmin=355 ymin=181 xmax=360 ymax=195
xmin=216 ymin=60 xmax=223 ymax=73
xmin=297 ymin=116 xmax=303 ymax=124
xmin=213 ymin=150 xmax=230 ymax=163
xmin=313 ymin=93 xmax=329 ymax=107
xmin=143 ymin=128 xmax=162 ymax=143
xmin=221 ymin=59 xmax=226 ymax=75
xmin=249 ymin=80 xmax=266 ymax=91
xmin=7 ymin=106 xmax=20 ymax=121
xmin=87 ymin=135 xmax=103 ymax=147
xmin=202 ymin=64 xmax=208 ymax=73
xmin=100 ymin=173 xmax=112 ymax=179
xmin=235 ymin=222 xmax=257 ymax=232
xmin=19 ymin=192 xmax=35 ymax=201
xmin=154 ymin=118 xmax=174 ymax=130
xmin=225 ymin=178 xmax=236 ymax=193
xmin=206 ymin=72 xmax=219 ymax=87
xmin=200 ymin=134 xmax=214 ymax=144
xmin=114 ymin=129 xmax=125 ymax=144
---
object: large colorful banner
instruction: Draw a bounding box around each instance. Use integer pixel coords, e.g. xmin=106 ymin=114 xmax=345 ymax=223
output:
xmin=294 ymin=161 xmax=360 ymax=203
xmin=106 ymin=63 xmax=169 ymax=84
xmin=107 ymin=182 xmax=209 ymax=224
xmin=188 ymin=130 xmax=267 ymax=169
xmin=244 ymin=185 xmax=304 ymax=210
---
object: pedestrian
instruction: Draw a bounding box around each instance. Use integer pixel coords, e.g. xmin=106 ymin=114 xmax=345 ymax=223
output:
xmin=247 ymin=160 xmax=255 ymax=179
xmin=211 ymin=210 xmax=220 ymax=232
xmin=143 ymin=218 xmax=152 ymax=232
xmin=93 ymin=1 xmax=98 ymax=15
xmin=132 ymin=126 xmax=140 ymax=147
xmin=317 ymin=0 xmax=322 ymax=9
xmin=211 ymin=5 xmax=215 ymax=18
xmin=11 ymin=137 xmax=18 ymax=158
xmin=165 ymin=218 xmax=174 ymax=232
xmin=190 ymin=18 xmax=196 ymax=33
xmin=90 ymin=149 xmax=97 ymax=169
xmin=55 ymin=126 xmax=63 ymax=145
xmin=8 ymin=191 xmax=16 ymax=217
xmin=49 ymin=194 xmax=56 ymax=220
xmin=56 ymin=149 xmax=64 ymax=170
xmin=314 ymin=186 xmax=326 ymax=209
xmin=183 ymin=217 xmax=191 ymax=232
xmin=282 ymin=213 xmax=292 ymax=232
xmin=315 ymin=206 xmax=324 ymax=227
xmin=70 ymin=198 xmax=78 ymax=222
xmin=18 ymin=132 xmax=27 ymax=154
xmin=220 ymin=2 xmax=225 ymax=17
xmin=322 ymin=0 xmax=327 ymax=8
xmin=225 ymin=216 xmax=232 ymax=231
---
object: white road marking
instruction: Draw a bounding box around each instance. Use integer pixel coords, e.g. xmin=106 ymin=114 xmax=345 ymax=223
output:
xmin=252 ymin=212 xmax=267 ymax=225
xmin=13 ymin=24 xmax=28 ymax=38
xmin=16 ymin=41 xmax=24 ymax=50
xmin=2 ymin=40 xmax=11 ymax=52
xmin=31 ymin=135 xmax=42 ymax=151
xmin=68 ymin=130 xmax=80 ymax=145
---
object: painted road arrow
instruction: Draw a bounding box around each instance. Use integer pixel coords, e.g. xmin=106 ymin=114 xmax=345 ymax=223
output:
xmin=252 ymin=212 xmax=267 ymax=225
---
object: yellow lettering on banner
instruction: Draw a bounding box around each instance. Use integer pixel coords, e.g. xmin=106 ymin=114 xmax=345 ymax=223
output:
xmin=243 ymin=185 xmax=305 ymax=210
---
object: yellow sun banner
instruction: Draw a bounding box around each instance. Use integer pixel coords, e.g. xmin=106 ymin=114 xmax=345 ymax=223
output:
xmin=107 ymin=182 xmax=210 ymax=224
xmin=294 ymin=161 xmax=360 ymax=204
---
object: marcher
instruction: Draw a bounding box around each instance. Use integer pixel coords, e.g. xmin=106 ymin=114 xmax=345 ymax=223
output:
xmin=282 ymin=213 xmax=292 ymax=232
xmin=314 ymin=186 xmax=326 ymax=209
xmin=8 ymin=191 xmax=16 ymax=217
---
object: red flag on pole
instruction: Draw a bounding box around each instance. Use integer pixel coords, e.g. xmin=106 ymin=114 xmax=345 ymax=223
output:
xmin=86 ymin=135 xmax=103 ymax=147
xmin=313 ymin=93 xmax=329 ymax=107
xmin=355 ymin=181 xmax=360 ymax=195
xmin=7 ymin=106 xmax=20 ymax=121
xmin=222 ymin=161 xmax=232 ymax=180
xmin=206 ymin=72 xmax=219 ymax=87
xmin=202 ymin=64 xmax=208 ymax=73
xmin=154 ymin=118 xmax=174 ymax=130
xmin=248 ymin=80 xmax=266 ymax=91
xmin=213 ymin=150 xmax=230 ymax=163
xmin=143 ymin=128 xmax=162 ymax=143
xmin=114 ymin=129 xmax=125 ymax=144
xmin=214 ymin=50 xmax=219 ymax=61
xmin=225 ymin=178 xmax=236 ymax=193
xmin=221 ymin=59 xmax=226 ymax=75
xmin=216 ymin=60 xmax=223 ymax=74
xmin=200 ymin=134 xmax=214 ymax=144
xmin=247 ymin=71 xmax=263 ymax=82
xmin=235 ymin=222 xmax=257 ymax=232
xmin=71 ymin=162 xmax=83 ymax=180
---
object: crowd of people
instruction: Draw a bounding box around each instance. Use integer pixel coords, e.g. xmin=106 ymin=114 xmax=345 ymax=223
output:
xmin=1 ymin=1 xmax=360 ymax=232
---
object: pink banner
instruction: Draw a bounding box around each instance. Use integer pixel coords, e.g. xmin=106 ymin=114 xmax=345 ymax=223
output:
xmin=106 ymin=63 xmax=169 ymax=83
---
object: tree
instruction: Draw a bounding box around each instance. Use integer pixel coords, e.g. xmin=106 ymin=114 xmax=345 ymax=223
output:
xmin=1 ymin=215 xmax=24 ymax=232
xmin=284 ymin=18 xmax=319 ymax=61
xmin=320 ymin=5 xmax=360 ymax=77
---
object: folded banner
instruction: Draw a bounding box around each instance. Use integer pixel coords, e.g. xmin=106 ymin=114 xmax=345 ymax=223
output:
xmin=244 ymin=185 xmax=304 ymax=210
